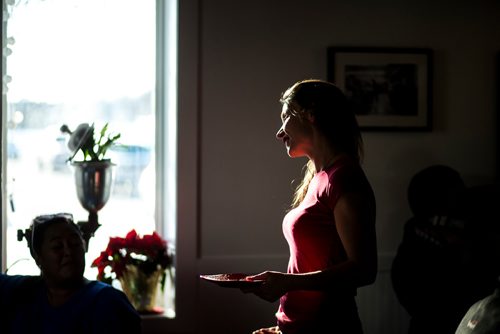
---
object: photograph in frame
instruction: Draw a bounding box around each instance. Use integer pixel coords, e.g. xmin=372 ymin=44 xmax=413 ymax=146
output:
xmin=327 ymin=47 xmax=433 ymax=131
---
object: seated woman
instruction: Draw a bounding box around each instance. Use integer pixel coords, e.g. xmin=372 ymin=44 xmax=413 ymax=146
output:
xmin=0 ymin=213 xmax=141 ymax=334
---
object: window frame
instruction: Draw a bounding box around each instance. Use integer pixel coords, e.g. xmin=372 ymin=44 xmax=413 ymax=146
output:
xmin=2 ymin=0 xmax=7 ymax=272
xmin=153 ymin=0 xmax=200 ymax=330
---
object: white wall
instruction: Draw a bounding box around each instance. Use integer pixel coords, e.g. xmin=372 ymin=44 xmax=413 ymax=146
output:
xmin=187 ymin=0 xmax=500 ymax=333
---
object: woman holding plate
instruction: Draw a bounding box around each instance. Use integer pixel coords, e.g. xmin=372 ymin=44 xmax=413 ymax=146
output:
xmin=245 ymin=79 xmax=377 ymax=334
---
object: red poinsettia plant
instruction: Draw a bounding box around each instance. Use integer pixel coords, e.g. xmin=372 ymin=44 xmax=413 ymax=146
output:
xmin=91 ymin=229 xmax=173 ymax=290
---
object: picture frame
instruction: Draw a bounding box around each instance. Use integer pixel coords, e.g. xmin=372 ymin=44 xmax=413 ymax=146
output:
xmin=327 ymin=47 xmax=433 ymax=131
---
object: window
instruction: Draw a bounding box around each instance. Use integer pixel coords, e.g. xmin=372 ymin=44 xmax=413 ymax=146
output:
xmin=1 ymin=0 xmax=178 ymax=318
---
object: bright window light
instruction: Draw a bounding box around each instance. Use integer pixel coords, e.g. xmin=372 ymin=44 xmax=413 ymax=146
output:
xmin=3 ymin=0 xmax=176 ymax=317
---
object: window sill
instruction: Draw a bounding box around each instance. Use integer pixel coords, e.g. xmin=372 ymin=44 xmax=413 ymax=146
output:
xmin=141 ymin=314 xmax=178 ymax=334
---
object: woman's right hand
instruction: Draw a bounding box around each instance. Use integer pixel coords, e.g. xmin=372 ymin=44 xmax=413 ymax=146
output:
xmin=252 ymin=326 xmax=281 ymax=334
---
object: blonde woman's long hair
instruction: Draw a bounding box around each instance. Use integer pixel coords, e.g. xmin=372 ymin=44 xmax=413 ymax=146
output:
xmin=280 ymin=80 xmax=363 ymax=209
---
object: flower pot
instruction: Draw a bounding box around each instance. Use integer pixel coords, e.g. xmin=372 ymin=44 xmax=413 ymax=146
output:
xmin=119 ymin=265 xmax=164 ymax=313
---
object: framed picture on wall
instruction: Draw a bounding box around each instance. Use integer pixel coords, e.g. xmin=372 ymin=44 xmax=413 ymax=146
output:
xmin=327 ymin=47 xmax=433 ymax=131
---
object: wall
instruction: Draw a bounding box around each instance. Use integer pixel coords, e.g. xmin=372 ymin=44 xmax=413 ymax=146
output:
xmin=190 ymin=0 xmax=500 ymax=333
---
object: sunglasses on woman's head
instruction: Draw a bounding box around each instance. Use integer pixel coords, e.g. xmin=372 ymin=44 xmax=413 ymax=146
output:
xmin=17 ymin=213 xmax=77 ymax=258
xmin=32 ymin=212 xmax=74 ymax=225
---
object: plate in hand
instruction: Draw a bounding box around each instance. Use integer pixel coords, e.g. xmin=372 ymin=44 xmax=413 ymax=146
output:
xmin=199 ymin=273 xmax=265 ymax=288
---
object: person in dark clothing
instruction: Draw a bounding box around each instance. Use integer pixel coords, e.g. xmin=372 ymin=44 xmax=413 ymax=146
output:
xmin=0 ymin=212 xmax=141 ymax=334
xmin=391 ymin=166 xmax=499 ymax=334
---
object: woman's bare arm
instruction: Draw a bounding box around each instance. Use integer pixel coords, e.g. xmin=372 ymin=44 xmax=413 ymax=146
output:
xmin=245 ymin=192 xmax=377 ymax=302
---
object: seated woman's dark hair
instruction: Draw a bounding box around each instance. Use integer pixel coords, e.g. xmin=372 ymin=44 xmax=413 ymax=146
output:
xmin=27 ymin=213 xmax=83 ymax=259
xmin=407 ymin=165 xmax=466 ymax=219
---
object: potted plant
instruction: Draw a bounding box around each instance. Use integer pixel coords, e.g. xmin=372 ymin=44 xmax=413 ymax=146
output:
xmin=91 ymin=229 xmax=174 ymax=313
xmin=60 ymin=123 xmax=121 ymax=246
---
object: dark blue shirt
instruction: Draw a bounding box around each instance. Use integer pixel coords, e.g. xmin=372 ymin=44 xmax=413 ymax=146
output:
xmin=0 ymin=274 xmax=141 ymax=334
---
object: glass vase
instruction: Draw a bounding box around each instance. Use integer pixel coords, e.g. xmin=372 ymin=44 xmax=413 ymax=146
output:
xmin=119 ymin=264 xmax=164 ymax=313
